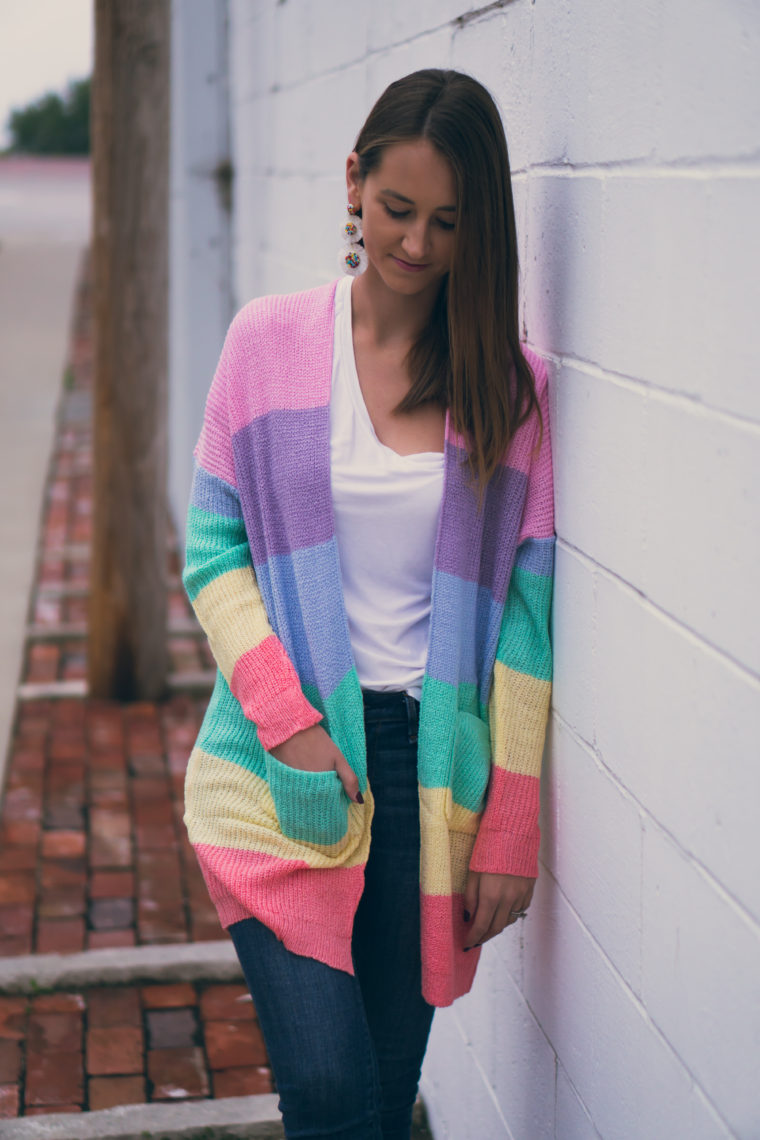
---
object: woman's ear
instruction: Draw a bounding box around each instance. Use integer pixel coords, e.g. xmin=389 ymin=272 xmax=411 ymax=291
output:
xmin=345 ymin=151 xmax=362 ymax=208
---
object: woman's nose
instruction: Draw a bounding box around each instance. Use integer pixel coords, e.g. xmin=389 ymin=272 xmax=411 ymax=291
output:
xmin=401 ymin=220 xmax=429 ymax=261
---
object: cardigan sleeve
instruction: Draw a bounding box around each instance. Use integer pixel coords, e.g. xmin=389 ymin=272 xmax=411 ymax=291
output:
xmin=182 ymin=318 xmax=323 ymax=752
xmin=469 ymin=358 xmax=555 ymax=879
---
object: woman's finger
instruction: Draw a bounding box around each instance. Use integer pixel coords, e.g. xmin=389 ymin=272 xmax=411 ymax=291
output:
xmin=333 ymin=752 xmax=362 ymax=804
xmin=463 ymin=870 xmax=480 ymax=926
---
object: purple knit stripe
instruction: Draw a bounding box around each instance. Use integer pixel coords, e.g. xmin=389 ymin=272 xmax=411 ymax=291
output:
xmin=435 ymin=443 xmax=527 ymax=605
xmin=232 ymin=406 xmax=334 ymax=562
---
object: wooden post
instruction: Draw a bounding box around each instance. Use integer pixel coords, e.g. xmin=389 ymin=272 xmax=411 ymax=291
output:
xmin=89 ymin=0 xmax=170 ymax=700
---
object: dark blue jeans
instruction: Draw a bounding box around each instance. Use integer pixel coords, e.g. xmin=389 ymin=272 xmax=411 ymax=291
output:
xmin=229 ymin=689 xmax=436 ymax=1140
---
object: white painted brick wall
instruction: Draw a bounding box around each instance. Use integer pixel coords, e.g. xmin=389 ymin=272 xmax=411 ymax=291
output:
xmin=215 ymin=2 xmax=760 ymax=1137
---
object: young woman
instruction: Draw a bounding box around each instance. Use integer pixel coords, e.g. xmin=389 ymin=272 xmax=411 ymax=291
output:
xmin=183 ymin=69 xmax=554 ymax=1140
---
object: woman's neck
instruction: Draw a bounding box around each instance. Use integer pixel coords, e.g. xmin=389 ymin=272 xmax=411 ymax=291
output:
xmin=350 ymin=265 xmax=442 ymax=351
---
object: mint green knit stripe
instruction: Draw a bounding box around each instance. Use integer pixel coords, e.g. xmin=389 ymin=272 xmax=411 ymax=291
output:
xmin=312 ymin=670 xmax=368 ymax=793
xmin=495 ymin=565 xmax=553 ymax=681
xmin=183 ymin=504 xmax=251 ymax=602
xmin=196 ymin=673 xmax=268 ymax=780
xmin=417 ymin=677 xmax=480 ymax=790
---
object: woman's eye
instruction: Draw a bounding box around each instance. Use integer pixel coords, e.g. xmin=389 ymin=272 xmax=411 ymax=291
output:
xmin=436 ymin=218 xmax=455 ymax=231
xmin=384 ymin=205 xmax=410 ymax=219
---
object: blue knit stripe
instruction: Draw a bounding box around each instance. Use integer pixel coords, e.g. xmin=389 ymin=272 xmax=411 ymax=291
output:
xmin=190 ymin=459 xmax=242 ymax=519
xmin=254 ymin=539 xmax=354 ymax=699
xmin=515 ymin=535 xmax=555 ymax=576
xmin=425 ymin=571 xmax=503 ymax=695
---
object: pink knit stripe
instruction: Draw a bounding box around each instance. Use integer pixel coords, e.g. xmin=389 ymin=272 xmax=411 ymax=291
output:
xmin=226 ymin=286 xmax=337 ymax=434
xmin=194 ymin=413 xmax=237 ymax=488
xmin=194 ymin=842 xmax=364 ymax=976
xmin=230 ymin=636 xmax=322 ymax=750
xmin=420 ymin=891 xmax=480 ymax=1007
xmin=518 ymin=360 xmax=554 ymax=542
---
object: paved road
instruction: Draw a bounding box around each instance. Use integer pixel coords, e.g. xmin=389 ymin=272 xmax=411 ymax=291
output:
xmin=0 ymin=155 xmax=90 ymax=784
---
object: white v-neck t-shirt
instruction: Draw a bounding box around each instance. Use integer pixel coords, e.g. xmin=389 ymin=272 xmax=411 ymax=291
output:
xmin=329 ymin=274 xmax=445 ymax=701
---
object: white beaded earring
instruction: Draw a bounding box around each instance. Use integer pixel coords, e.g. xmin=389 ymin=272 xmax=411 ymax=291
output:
xmin=338 ymin=202 xmax=367 ymax=276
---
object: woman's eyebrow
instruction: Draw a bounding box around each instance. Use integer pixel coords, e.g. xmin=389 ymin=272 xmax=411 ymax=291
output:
xmin=380 ymin=188 xmax=457 ymax=211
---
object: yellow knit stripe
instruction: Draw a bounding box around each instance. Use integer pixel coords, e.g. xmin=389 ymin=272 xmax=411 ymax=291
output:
xmin=184 ymin=747 xmax=372 ymax=869
xmin=192 ymin=567 xmax=274 ymax=680
xmin=419 ymin=785 xmax=479 ymax=896
xmin=489 ymin=660 xmax=552 ymax=778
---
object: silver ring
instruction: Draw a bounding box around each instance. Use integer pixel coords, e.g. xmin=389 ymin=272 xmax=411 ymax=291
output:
xmin=510 ymin=909 xmax=528 ymax=919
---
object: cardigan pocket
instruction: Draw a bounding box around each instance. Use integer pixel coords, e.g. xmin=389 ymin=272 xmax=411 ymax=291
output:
xmin=449 ymin=711 xmax=492 ymax=821
xmin=264 ymin=752 xmax=349 ymax=847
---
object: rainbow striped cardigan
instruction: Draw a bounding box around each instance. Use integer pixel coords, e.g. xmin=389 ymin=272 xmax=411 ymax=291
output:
xmin=182 ymin=279 xmax=554 ymax=1007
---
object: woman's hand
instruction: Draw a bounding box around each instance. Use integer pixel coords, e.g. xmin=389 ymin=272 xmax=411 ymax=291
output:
xmin=462 ymin=870 xmax=535 ymax=950
xmin=270 ymin=725 xmax=363 ymax=804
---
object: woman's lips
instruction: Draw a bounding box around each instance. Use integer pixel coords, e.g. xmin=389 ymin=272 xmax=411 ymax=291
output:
xmin=391 ymin=255 xmax=430 ymax=272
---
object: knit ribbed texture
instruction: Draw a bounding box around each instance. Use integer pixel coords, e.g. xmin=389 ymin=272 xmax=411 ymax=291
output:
xmin=182 ymin=279 xmax=555 ymax=1007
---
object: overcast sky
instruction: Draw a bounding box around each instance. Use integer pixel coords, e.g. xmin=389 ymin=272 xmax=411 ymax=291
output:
xmin=0 ymin=0 xmax=93 ymax=148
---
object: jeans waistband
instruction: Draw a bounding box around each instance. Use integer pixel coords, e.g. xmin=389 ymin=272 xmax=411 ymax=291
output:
xmin=361 ymin=688 xmax=420 ymax=744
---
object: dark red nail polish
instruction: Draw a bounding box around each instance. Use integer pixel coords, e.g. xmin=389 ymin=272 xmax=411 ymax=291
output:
xmin=463 ymin=909 xmax=471 ymax=922
xmin=355 ymin=792 xmax=364 ymax=804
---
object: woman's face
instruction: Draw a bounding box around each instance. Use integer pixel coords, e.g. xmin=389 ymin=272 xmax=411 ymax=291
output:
xmin=346 ymin=138 xmax=457 ymax=297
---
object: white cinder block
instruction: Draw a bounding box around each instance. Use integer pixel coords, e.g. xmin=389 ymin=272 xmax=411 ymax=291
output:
xmin=594 ymin=572 xmax=760 ymax=922
xmin=300 ymin=65 xmax=369 ymax=178
xmin=234 ymin=5 xmax=277 ymax=101
xmin=270 ymin=85 xmax=310 ymax=174
xmin=527 ymin=0 xmax=573 ymax=166
xmin=231 ymin=93 xmax=272 ymax=178
xmin=642 ymin=822 xmax=760 ymax=1137
xmin=451 ymin=8 xmax=533 ymax=175
xmin=455 ymin=960 xmax=556 ymax=1140
xmin=657 ymin=0 xmax=760 ymax=161
xmin=551 ymin=365 xmax=648 ymax=588
xmin=545 ymin=719 xmax=643 ymax=994
xmin=307 ymin=0 xmax=370 ymax=76
xmin=523 ymin=174 xmax=604 ymax=365
xmin=555 ymin=1065 xmax=602 ymax=1140
xmin=422 ymin=1008 xmax=513 ymax=1140
xmin=543 ymin=0 xmax=662 ymax=166
xmin=551 ymin=544 xmax=595 ymax=747
xmin=639 ymin=389 xmax=760 ymax=674
xmin=702 ymin=178 xmax=760 ymax=422
xmin=263 ymin=176 xmax=312 ymax=264
xmin=597 ymin=177 xmax=714 ymax=402
xmin=368 ymin=0 xmax=469 ymax=53
xmin=597 ymin=174 xmax=760 ymax=423
xmin=524 ymin=873 xmax=733 ymax=1140
xmin=270 ymin=0 xmax=314 ymax=88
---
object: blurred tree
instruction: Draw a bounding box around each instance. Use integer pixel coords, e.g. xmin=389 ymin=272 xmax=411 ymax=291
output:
xmin=8 ymin=77 xmax=90 ymax=154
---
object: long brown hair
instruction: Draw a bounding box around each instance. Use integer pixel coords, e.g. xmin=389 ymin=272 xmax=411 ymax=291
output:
xmin=353 ymin=69 xmax=543 ymax=490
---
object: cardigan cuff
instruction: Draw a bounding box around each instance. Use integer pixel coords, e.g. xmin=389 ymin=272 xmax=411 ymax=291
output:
xmin=469 ymin=823 xmax=540 ymax=879
xmin=243 ymin=686 xmax=323 ymax=752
